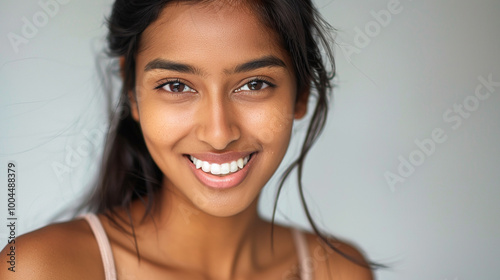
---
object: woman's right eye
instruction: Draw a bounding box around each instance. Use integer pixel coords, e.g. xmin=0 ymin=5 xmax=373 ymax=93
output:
xmin=157 ymin=80 xmax=196 ymax=93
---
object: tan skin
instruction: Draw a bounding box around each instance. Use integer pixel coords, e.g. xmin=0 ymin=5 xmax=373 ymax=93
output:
xmin=1 ymin=2 xmax=373 ymax=280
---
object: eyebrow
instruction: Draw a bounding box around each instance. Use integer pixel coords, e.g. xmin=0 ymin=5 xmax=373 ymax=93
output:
xmin=144 ymin=59 xmax=203 ymax=75
xmin=230 ymin=55 xmax=287 ymax=74
xmin=143 ymin=55 xmax=287 ymax=75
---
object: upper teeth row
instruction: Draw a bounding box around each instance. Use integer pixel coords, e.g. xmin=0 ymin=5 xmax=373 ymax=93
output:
xmin=190 ymin=155 xmax=250 ymax=175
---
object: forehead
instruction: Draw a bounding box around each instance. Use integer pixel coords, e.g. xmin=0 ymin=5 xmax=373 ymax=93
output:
xmin=137 ymin=1 xmax=290 ymax=71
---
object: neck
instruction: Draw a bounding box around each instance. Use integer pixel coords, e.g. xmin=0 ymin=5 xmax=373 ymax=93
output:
xmin=128 ymin=184 xmax=270 ymax=279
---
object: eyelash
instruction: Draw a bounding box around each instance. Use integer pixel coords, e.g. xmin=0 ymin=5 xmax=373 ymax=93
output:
xmin=235 ymin=77 xmax=276 ymax=93
xmin=154 ymin=77 xmax=276 ymax=94
xmin=154 ymin=79 xmax=195 ymax=93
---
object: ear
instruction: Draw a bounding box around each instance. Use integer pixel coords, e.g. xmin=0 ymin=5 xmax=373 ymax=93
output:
xmin=128 ymin=90 xmax=140 ymax=122
xmin=119 ymin=56 xmax=126 ymax=79
xmin=294 ymin=85 xmax=310 ymax=119
xmin=120 ymin=56 xmax=140 ymax=122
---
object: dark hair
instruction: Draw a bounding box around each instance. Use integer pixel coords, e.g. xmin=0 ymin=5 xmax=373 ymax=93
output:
xmin=84 ymin=0 xmax=384 ymax=271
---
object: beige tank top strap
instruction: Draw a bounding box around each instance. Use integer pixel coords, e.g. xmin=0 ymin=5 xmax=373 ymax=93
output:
xmin=81 ymin=213 xmax=117 ymax=280
xmin=291 ymin=228 xmax=314 ymax=280
xmin=82 ymin=213 xmax=311 ymax=280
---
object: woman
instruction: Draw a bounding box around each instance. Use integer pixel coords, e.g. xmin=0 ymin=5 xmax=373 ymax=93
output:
xmin=1 ymin=0 xmax=378 ymax=279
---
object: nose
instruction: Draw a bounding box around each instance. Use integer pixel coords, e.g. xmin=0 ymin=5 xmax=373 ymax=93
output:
xmin=195 ymin=94 xmax=240 ymax=150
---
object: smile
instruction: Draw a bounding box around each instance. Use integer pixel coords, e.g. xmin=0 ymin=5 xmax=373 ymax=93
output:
xmin=185 ymin=152 xmax=256 ymax=189
xmin=189 ymin=155 xmax=250 ymax=176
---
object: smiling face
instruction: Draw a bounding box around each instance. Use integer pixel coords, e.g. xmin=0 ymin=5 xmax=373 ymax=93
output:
xmin=130 ymin=2 xmax=308 ymax=217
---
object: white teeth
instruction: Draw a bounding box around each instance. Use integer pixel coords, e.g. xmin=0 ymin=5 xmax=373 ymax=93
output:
xmin=220 ymin=163 xmax=230 ymax=175
xmin=230 ymin=161 xmax=238 ymax=172
xmin=189 ymin=154 xmax=252 ymax=175
xmin=195 ymin=159 xmax=202 ymax=169
xmin=210 ymin=163 xmax=221 ymax=175
xmin=202 ymin=161 xmax=211 ymax=172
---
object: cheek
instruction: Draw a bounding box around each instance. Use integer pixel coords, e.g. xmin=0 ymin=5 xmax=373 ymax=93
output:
xmin=138 ymin=101 xmax=194 ymax=148
xmin=249 ymin=102 xmax=295 ymax=148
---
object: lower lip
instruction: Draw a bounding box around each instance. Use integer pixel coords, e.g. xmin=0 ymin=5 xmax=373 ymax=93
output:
xmin=185 ymin=154 xmax=255 ymax=189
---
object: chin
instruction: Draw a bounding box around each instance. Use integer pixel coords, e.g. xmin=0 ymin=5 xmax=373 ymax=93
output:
xmin=189 ymin=187 xmax=259 ymax=218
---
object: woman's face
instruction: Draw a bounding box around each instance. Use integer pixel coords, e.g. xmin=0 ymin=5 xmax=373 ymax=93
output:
xmin=131 ymin=2 xmax=307 ymax=217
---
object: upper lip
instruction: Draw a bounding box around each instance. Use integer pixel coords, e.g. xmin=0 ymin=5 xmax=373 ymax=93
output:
xmin=186 ymin=151 xmax=254 ymax=164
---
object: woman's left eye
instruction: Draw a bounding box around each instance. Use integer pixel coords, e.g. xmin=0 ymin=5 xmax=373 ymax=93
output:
xmin=236 ymin=80 xmax=273 ymax=92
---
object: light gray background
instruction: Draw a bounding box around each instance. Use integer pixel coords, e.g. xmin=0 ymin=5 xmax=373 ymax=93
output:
xmin=1 ymin=0 xmax=499 ymax=279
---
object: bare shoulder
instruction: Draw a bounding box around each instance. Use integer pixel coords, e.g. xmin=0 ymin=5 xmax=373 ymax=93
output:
xmin=0 ymin=217 xmax=104 ymax=280
xmin=303 ymin=232 xmax=374 ymax=280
